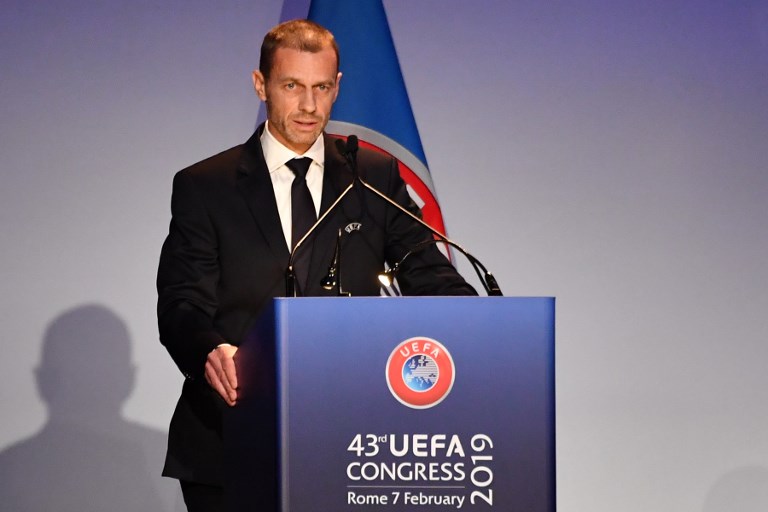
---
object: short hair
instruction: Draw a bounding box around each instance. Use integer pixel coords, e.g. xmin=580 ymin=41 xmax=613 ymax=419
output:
xmin=259 ymin=19 xmax=339 ymax=81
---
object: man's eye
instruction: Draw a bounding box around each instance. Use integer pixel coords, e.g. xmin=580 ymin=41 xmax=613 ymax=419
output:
xmin=286 ymin=83 xmax=295 ymax=90
xmin=318 ymin=84 xmax=327 ymax=91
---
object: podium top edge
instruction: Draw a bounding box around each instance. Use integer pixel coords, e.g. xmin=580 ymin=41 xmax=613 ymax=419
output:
xmin=273 ymin=296 xmax=556 ymax=301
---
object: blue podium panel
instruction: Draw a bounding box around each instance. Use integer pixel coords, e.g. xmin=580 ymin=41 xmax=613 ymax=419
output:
xmin=227 ymin=297 xmax=554 ymax=512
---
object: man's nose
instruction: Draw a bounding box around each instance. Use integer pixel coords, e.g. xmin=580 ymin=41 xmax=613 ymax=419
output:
xmin=298 ymin=89 xmax=317 ymax=113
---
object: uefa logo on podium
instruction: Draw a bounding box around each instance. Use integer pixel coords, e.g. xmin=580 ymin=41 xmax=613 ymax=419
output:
xmin=385 ymin=336 xmax=455 ymax=409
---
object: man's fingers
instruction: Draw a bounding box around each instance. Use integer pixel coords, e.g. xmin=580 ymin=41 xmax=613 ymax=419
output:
xmin=205 ymin=345 xmax=239 ymax=405
xmin=221 ymin=353 xmax=238 ymax=390
xmin=204 ymin=361 xmax=234 ymax=405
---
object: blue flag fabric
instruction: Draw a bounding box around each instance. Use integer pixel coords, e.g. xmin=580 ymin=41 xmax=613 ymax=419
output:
xmin=302 ymin=0 xmax=448 ymax=235
xmin=308 ymin=0 xmax=426 ymax=165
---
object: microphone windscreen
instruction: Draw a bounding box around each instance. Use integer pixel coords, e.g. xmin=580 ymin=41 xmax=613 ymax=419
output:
xmin=346 ymin=134 xmax=359 ymax=154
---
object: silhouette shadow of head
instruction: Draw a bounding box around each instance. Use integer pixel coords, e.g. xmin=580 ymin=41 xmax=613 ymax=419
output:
xmin=37 ymin=304 xmax=134 ymax=424
xmin=0 ymin=304 xmax=180 ymax=511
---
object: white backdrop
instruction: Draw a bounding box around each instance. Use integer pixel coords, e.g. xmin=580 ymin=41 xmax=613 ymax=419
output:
xmin=1 ymin=1 xmax=767 ymax=511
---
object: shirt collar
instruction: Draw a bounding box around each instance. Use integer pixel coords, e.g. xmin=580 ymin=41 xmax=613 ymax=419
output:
xmin=260 ymin=121 xmax=325 ymax=174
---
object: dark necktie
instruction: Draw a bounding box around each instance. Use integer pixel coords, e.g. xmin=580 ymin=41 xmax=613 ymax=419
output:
xmin=286 ymin=157 xmax=316 ymax=249
xmin=286 ymin=157 xmax=316 ymax=292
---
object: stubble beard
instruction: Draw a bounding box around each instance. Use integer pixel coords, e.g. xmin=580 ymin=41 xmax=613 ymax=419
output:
xmin=268 ymin=106 xmax=327 ymax=152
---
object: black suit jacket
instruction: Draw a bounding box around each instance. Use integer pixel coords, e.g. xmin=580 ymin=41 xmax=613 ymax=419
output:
xmin=157 ymin=125 xmax=474 ymax=484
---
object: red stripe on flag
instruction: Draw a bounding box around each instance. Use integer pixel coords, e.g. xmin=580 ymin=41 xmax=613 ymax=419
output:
xmin=355 ymin=139 xmax=447 ymax=237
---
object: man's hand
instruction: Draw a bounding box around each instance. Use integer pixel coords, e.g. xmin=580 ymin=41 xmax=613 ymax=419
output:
xmin=204 ymin=344 xmax=238 ymax=406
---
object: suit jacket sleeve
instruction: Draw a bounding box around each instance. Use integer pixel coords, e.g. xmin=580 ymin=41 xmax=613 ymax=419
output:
xmin=378 ymin=157 xmax=477 ymax=296
xmin=157 ymin=170 xmax=226 ymax=379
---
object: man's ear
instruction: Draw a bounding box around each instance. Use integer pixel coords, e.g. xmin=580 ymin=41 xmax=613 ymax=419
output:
xmin=252 ymin=70 xmax=267 ymax=101
xmin=332 ymin=72 xmax=342 ymax=103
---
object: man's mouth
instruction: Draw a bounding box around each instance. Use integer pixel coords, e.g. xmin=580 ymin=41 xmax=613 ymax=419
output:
xmin=293 ymin=118 xmax=320 ymax=129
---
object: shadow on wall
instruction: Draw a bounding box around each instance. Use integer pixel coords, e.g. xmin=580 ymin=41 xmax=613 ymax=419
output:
xmin=0 ymin=304 xmax=184 ymax=512
xmin=702 ymin=466 xmax=768 ymax=512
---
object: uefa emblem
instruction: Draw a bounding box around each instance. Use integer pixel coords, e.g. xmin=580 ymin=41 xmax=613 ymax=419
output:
xmin=385 ymin=337 xmax=455 ymax=409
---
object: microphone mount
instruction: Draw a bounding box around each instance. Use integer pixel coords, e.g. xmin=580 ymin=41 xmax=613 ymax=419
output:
xmin=320 ymin=227 xmax=350 ymax=296
xmin=378 ymin=238 xmax=502 ymax=296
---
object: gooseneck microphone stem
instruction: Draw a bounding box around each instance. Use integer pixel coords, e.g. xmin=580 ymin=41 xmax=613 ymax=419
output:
xmin=342 ymin=136 xmax=502 ymax=296
xmin=286 ymin=134 xmax=503 ymax=297
xmin=386 ymin=238 xmax=502 ymax=296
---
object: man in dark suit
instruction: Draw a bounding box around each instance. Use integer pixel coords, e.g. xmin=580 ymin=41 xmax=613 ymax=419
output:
xmin=157 ymin=19 xmax=475 ymax=511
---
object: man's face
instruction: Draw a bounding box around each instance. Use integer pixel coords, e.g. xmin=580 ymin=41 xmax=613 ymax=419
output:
xmin=253 ymin=46 xmax=341 ymax=154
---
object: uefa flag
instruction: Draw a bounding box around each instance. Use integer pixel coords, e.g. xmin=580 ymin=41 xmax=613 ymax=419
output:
xmin=298 ymin=0 xmax=449 ymax=237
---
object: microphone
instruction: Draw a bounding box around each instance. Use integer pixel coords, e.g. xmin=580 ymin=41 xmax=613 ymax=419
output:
xmin=342 ymin=134 xmax=359 ymax=178
xmin=341 ymin=137 xmax=502 ymax=296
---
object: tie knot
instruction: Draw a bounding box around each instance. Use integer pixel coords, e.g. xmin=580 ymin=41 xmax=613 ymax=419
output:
xmin=286 ymin=157 xmax=312 ymax=180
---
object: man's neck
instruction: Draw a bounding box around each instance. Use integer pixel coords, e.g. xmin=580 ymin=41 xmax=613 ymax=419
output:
xmin=260 ymin=121 xmax=325 ymax=172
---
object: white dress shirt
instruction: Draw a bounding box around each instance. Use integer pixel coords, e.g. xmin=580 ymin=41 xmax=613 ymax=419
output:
xmin=260 ymin=121 xmax=325 ymax=250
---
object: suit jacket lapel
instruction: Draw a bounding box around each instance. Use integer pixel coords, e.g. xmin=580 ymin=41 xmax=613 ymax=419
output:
xmin=235 ymin=126 xmax=291 ymax=265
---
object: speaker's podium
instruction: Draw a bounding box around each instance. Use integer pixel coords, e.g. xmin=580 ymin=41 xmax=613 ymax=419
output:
xmin=225 ymin=296 xmax=555 ymax=511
